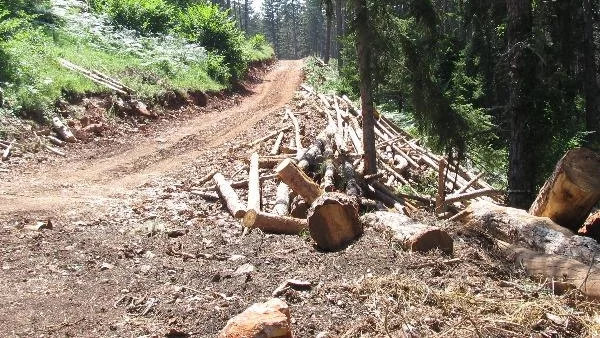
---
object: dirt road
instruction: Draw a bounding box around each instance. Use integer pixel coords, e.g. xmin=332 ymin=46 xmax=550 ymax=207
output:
xmin=0 ymin=60 xmax=304 ymax=218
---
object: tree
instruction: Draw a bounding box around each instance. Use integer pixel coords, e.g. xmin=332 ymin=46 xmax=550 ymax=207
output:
xmin=583 ymin=0 xmax=600 ymax=148
xmin=506 ymin=0 xmax=538 ymax=208
xmin=335 ymin=0 xmax=343 ymax=69
xmin=353 ymin=0 xmax=376 ymax=175
xmin=323 ymin=0 xmax=334 ymax=64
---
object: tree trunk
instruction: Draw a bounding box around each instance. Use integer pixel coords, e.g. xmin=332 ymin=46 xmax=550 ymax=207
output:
xmin=276 ymin=159 xmax=323 ymax=204
xmin=506 ymin=0 xmax=537 ymax=209
xmin=583 ymin=0 xmax=600 ymax=147
xmin=307 ymin=192 xmax=362 ymax=251
xmin=361 ymin=212 xmax=453 ymax=254
xmin=353 ymin=0 xmax=377 ymax=175
xmin=529 ymin=148 xmax=600 ymax=232
xmin=247 ymin=153 xmax=261 ymax=212
xmin=335 ymin=0 xmax=343 ymax=70
xmin=244 ymin=0 xmax=249 ymax=32
xmin=272 ymin=182 xmax=291 ymax=216
xmin=464 ymin=201 xmax=600 ymax=264
xmin=324 ymin=0 xmax=334 ymax=64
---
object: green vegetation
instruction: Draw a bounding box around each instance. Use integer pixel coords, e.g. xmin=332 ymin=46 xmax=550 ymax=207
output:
xmin=0 ymin=0 xmax=273 ymax=122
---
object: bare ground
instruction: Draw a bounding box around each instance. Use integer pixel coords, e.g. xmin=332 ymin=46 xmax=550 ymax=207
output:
xmin=1 ymin=60 xmax=599 ymax=338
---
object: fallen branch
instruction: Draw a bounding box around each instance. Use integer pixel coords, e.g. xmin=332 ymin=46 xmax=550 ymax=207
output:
xmin=444 ymin=188 xmax=503 ymax=205
xmin=213 ymin=173 xmax=246 ymax=218
xmin=248 ymin=125 xmax=292 ymax=148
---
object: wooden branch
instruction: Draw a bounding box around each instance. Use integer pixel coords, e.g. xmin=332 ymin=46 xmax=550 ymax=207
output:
xmin=247 ymin=153 xmax=261 ymax=212
xmin=456 ymin=172 xmax=485 ymax=194
xmin=59 ymin=58 xmax=129 ymax=95
xmin=286 ymin=109 xmax=303 ymax=158
xmin=46 ymin=136 xmax=65 ymax=147
xmin=435 ymin=158 xmax=448 ymax=212
xmin=191 ymin=191 xmax=220 ymax=201
xmin=270 ymin=132 xmax=285 ymax=155
xmin=276 ymin=159 xmax=323 ymax=204
xmin=203 ymin=173 xmax=278 ymax=191
xmin=243 ymin=210 xmax=307 ymax=234
xmin=45 ymin=145 xmax=66 ymax=157
xmin=272 ymin=182 xmax=291 ymax=216
xmin=347 ymin=125 xmax=363 ymax=155
xmin=444 ymin=188 xmax=503 ymax=205
xmin=213 ymin=173 xmax=246 ymax=219
xmin=248 ymin=125 xmax=292 ymax=147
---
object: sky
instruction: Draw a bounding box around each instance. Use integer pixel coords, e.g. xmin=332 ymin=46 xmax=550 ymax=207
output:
xmin=251 ymin=0 xmax=262 ymax=12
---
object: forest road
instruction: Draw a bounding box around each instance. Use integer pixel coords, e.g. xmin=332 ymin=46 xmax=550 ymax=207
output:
xmin=0 ymin=60 xmax=305 ymax=219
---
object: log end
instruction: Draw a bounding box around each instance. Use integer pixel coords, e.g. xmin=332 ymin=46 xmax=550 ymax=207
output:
xmin=307 ymin=193 xmax=362 ymax=251
xmin=408 ymin=227 xmax=453 ymax=255
xmin=243 ymin=209 xmax=258 ymax=228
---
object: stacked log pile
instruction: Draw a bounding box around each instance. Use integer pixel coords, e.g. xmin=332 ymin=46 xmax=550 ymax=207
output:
xmin=203 ymin=82 xmax=600 ymax=299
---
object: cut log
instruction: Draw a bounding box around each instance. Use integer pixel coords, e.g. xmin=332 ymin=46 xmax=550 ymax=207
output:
xmin=47 ymin=136 xmax=66 ymax=147
xmin=498 ymin=241 xmax=600 ymax=299
xmin=276 ymin=159 xmax=323 ymax=204
xmin=52 ymin=117 xmax=76 ymax=143
xmin=297 ymin=133 xmax=326 ymax=170
xmin=307 ymin=192 xmax=362 ymax=251
xmin=340 ymin=160 xmax=362 ymax=197
xmin=464 ymin=201 xmax=600 ymax=263
xmin=270 ymin=132 xmax=285 ymax=155
xmin=45 ymin=145 xmax=66 ymax=157
xmin=272 ymin=182 xmax=291 ymax=216
xmin=444 ymin=188 xmax=503 ymax=205
xmin=247 ymin=153 xmax=261 ymax=213
xmin=203 ymin=174 xmax=278 ymax=191
xmin=286 ymin=109 xmax=303 ymax=158
xmin=361 ymin=212 xmax=453 ymax=254
xmin=213 ymin=173 xmax=246 ymax=218
xmin=529 ymin=148 xmax=600 ymax=232
xmin=456 ymin=172 xmax=485 ymax=194
xmin=290 ymin=195 xmax=310 ymax=219
xmin=347 ymin=126 xmax=363 ymax=155
xmin=198 ymin=170 xmax=218 ymax=186
xmin=435 ymin=158 xmax=448 ymax=212
xmin=243 ymin=210 xmax=307 ymax=234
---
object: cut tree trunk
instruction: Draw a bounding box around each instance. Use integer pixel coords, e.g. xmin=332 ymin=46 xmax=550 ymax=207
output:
xmin=247 ymin=153 xmax=261 ymax=212
xmin=361 ymin=211 xmax=453 ymax=254
xmin=579 ymin=210 xmax=600 ymax=241
xmin=307 ymin=192 xmax=362 ymax=251
xmin=52 ymin=117 xmax=77 ymax=143
xmin=213 ymin=173 xmax=246 ymax=219
xmin=276 ymin=159 xmax=323 ymax=204
xmin=465 ymin=201 xmax=600 ymax=263
xmin=529 ymin=148 xmax=600 ymax=232
xmin=270 ymin=132 xmax=285 ymax=155
xmin=498 ymin=240 xmax=600 ymax=299
xmin=272 ymin=182 xmax=290 ymax=216
xmin=243 ymin=210 xmax=307 ymax=235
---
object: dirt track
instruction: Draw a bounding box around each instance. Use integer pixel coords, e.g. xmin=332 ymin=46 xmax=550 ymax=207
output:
xmin=0 ymin=60 xmax=304 ymax=218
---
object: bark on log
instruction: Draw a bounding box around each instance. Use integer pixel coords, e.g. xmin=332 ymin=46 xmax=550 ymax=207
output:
xmin=290 ymin=195 xmax=310 ymax=219
xmin=529 ymin=148 xmax=600 ymax=232
xmin=247 ymin=153 xmax=261 ymax=212
xmin=297 ymin=134 xmax=326 ymax=170
xmin=465 ymin=201 xmax=600 ymax=263
xmin=213 ymin=173 xmax=246 ymax=218
xmin=243 ymin=210 xmax=307 ymax=234
xmin=444 ymin=188 xmax=503 ymax=205
xmin=272 ymin=182 xmax=291 ymax=216
xmin=307 ymin=192 xmax=362 ymax=251
xmin=249 ymin=126 xmax=292 ymax=147
xmin=361 ymin=212 xmax=453 ymax=254
xmin=47 ymin=136 xmax=66 ymax=147
xmin=286 ymin=109 xmax=304 ymax=158
xmin=498 ymin=240 xmax=600 ymax=299
xmin=435 ymin=158 xmax=448 ymax=212
xmin=579 ymin=210 xmax=600 ymax=241
xmin=276 ymin=159 xmax=323 ymax=204
xmin=52 ymin=117 xmax=76 ymax=143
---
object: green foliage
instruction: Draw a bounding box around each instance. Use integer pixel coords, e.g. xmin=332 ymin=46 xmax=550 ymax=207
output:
xmin=177 ymin=3 xmax=247 ymax=79
xmin=244 ymin=34 xmax=275 ymax=62
xmin=91 ymin=0 xmax=175 ymax=34
xmin=304 ymin=57 xmax=353 ymax=96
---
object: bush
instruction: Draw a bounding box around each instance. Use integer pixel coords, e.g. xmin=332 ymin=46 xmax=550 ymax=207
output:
xmin=176 ymin=3 xmax=247 ymax=80
xmin=94 ymin=0 xmax=175 ymax=34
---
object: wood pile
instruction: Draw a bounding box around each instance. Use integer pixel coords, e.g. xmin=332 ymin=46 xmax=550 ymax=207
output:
xmin=203 ymin=82 xmax=600 ymax=299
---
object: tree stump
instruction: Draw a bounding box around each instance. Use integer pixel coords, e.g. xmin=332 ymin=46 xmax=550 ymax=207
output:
xmin=361 ymin=211 xmax=453 ymax=254
xmin=307 ymin=192 xmax=362 ymax=251
xmin=529 ymin=148 xmax=600 ymax=232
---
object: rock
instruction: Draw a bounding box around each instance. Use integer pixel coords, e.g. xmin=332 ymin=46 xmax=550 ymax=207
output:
xmin=25 ymin=220 xmax=53 ymax=231
xmin=167 ymin=228 xmax=188 ymax=238
xmin=100 ymin=263 xmax=114 ymax=271
xmin=234 ymin=263 xmax=255 ymax=276
xmin=219 ymin=298 xmax=292 ymax=338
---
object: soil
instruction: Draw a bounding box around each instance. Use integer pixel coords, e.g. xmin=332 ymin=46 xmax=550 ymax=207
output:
xmin=1 ymin=60 xmax=599 ymax=338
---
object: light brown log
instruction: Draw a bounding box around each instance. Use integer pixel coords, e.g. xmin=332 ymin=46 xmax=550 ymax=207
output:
xmin=286 ymin=109 xmax=303 ymax=158
xmin=198 ymin=170 xmax=218 ymax=186
xmin=213 ymin=173 xmax=246 ymax=218
xmin=276 ymin=159 xmax=323 ymax=204
xmin=47 ymin=136 xmax=65 ymax=147
xmin=368 ymin=182 xmax=406 ymax=213
xmin=247 ymin=153 xmax=261 ymax=212
xmin=307 ymin=192 xmax=363 ymax=251
xmin=464 ymin=201 xmax=600 ymax=263
xmin=272 ymin=182 xmax=290 ymax=216
xmin=361 ymin=212 xmax=453 ymax=254
xmin=498 ymin=240 xmax=600 ymax=299
xmin=45 ymin=145 xmax=66 ymax=157
xmin=270 ymin=132 xmax=285 ymax=155
xmin=456 ymin=172 xmax=484 ymax=194
xmin=243 ymin=210 xmax=307 ymax=234
xmin=52 ymin=117 xmax=76 ymax=143
xmin=249 ymin=125 xmax=292 ymax=147
xmin=529 ymin=148 xmax=600 ymax=232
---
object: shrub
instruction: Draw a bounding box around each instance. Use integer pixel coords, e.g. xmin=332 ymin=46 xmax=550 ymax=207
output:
xmin=95 ymin=0 xmax=175 ymax=35
xmin=176 ymin=3 xmax=247 ymax=80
